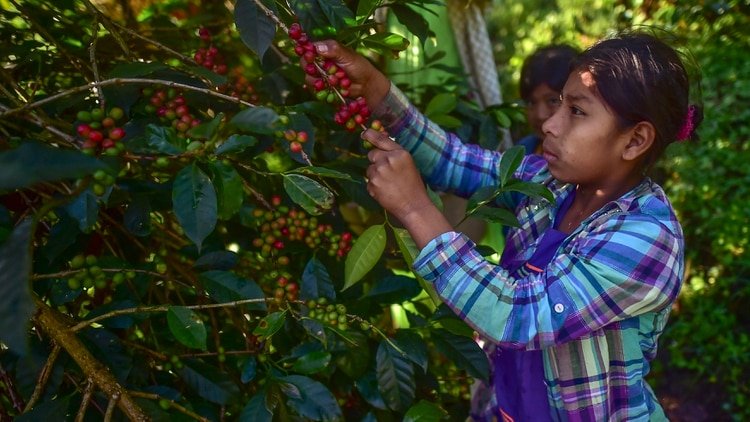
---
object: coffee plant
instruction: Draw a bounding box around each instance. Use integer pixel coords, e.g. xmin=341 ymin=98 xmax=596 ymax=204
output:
xmin=0 ymin=1 xmax=537 ymax=420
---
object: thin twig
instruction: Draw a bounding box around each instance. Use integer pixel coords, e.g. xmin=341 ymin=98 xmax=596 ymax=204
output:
xmin=129 ymin=391 xmax=210 ymax=422
xmin=0 ymin=78 xmax=255 ymax=119
xmin=23 ymin=344 xmax=62 ymax=412
xmin=70 ymin=298 xmax=269 ymax=332
xmin=103 ymin=392 xmax=119 ymax=422
xmin=87 ymin=13 xmax=106 ymax=107
xmin=74 ymin=379 xmax=95 ymax=422
xmin=81 ymin=0 xmax=131 ymax=58
xmin=0 ymin=363 xmax=25 ymax=413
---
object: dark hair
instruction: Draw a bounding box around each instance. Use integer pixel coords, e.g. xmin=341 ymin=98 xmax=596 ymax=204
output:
xmin=571 ymin=32 xmax=703 ymax=166
xmin=520 ymin=44 xmax=579 ymax=101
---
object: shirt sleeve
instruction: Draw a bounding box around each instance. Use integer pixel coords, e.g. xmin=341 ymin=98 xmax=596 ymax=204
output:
xmin=373 ymin=83 xmax=503 ymax=197
xmin=412 ymin=212 xmax=684 ymax=350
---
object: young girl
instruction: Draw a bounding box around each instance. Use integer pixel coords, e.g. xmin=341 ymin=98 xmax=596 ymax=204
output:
xmin=311 ymin=32 xmax=701 ymax=421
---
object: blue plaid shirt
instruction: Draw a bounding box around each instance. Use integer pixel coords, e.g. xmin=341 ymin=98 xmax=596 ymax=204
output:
xmin=375 ymin=84 xmax=681 ymax=421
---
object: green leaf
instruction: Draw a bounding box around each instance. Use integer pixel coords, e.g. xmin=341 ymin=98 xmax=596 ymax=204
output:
xmin=343 ymin=224 xmax=386 ymax=290
xmin=316 ymin=0 xmax=354 ymax=29
xmin=355 ymin=371 xmax=387 ymax=409
xmin=429 ymin=114 xmax=463 ymax=128
xmin=499 ymin=145 xmax=525 ymax=187
xmin=356 ymin=0 xmax=381 ymax=20
xmin=364 ymin=275 xmax=421 ymax=304
xmin=239 ymin=390 xmax=273 ymax=422
xmin=253 ymin=311 xmax=286 ymax=338
xmin=362 ymin=32 xmax=410 ymax=52
xmin=241 ymin=357 xmax=257 ymax=384
xmin=288 ymin=166 xmax=354 ymax=181
xmin=187 ymin=112 xmax=223 ymax=140
xmin=199 ymin=270 xmax=267 ymax=311
xmin=0 ymin=142 xmax=107 ymax=190
xmin=234 ymin=0 xmax=277 ymax=59
xmin=391 ymin=329 xmax=428 ymax=373
xmin=300 ymin=257 xmax=336 ymax=301
xmin=393 ymin=227 xmax=440 ymax=306
xmin=432 ymin=329 xmax=489 ymax=381
xmin=142 ymin=124 xmax=185 ymax=155
xmin=424 ymin=93 xmax=457 ymax=117
xmin=180 ymin=359 xmax=240 ymax=405
xmin=0 ymin=219 xmax=34 ymax=356
xmin=216 ymin=134 xmax=257 ymax=155
xmin=282 ymin=174 xmax=334 ymax=216
xmin=403 ymin=400 xmax=447 ymax=422
xmin=391 ymin=4 xmax=430 ymax=45
xmin=208 ymin=161 xmax=244 ymax=220
xmin=172 ymin=164 xmax=217 ymax=252
xmin=64 ymin=190 xmax=99 ymax=233
xmin=503 ymin=179 xmax=555 ymax=203
xmin=478 ymin=114 xmax=500 ymax=150
xmin=292 ymin=350 xmax=332 ymax=374
xmin=376 ymin=341 xmax=415 ymax=412
xmin=123 ymin=194 xmax=151 ymax=236
xmin=471 ymin=206 xmax=520 ymax=228
xmin=167 ymin=306 xmax=207 ymax=350
xmin=278 ymin=375 xmax=342 ymax=421
xmin=493 ymin=109 xmax=512 ymax=128
xmin=229 ymin=106 xmax=279 ymax=135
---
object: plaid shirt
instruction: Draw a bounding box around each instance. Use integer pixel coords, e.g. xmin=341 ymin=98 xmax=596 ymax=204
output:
xmin=375 ymin=84 xmax=681 ymax=421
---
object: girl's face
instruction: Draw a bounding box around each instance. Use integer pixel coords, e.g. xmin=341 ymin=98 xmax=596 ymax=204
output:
xmin=541 ymin=70 xmax=631 ymax=187
xmin=525 ymin=83 xmax=561 ymax=138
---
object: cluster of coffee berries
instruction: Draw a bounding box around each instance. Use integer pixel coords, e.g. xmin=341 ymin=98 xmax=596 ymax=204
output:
xmin=91 ymin=169 xmax=116 ymax=196
xmin=65 ymin=254 xmax=135 ymax=298
xmin=76 ymin=107 xmax=127 ymax=156
xmin=287 ymin=22 xmax=371 ymax=130
xmin=224 ymin=66 xmax=259 ymax=103
xmin=272 ymin=273 xmax=299 ymax=304
xmin=193 ymin=27 xmax=228 ymax=75
xmin=334 ymin=97 xmax=371 ymax=132
xmin=277 ymin=128 xmax=309 ymax=153
xmin=142 ymin=87 xmax=201 ymax=137
xmin=249 ymin=196 xmax=353 ymax=259
xmin=306 ymin=297 xmax=348 ymax=330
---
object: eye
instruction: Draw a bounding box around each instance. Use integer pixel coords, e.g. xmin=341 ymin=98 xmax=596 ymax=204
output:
xmin=570 ymin=106 xmax=585 ymax=116
xmin=547 ymin=97 xmax=562 ymax=107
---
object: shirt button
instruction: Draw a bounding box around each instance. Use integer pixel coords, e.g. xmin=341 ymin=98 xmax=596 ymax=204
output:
xmin=554 ymin=303 xmax=565 ymax=313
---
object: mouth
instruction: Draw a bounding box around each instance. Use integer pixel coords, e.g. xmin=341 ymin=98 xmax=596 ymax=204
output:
xmin=542 ymin=146 xmax=558 ymax=162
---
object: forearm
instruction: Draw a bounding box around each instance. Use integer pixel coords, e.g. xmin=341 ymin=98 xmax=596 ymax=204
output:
xmin=396 ymin=203 xmax=454 ymax=249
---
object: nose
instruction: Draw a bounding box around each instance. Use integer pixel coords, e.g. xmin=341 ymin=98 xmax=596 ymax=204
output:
xmin=542 ymin=106 xmax=560 ymax=138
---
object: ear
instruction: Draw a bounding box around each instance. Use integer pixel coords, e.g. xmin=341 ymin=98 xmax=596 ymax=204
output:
xmin=622 ymin=121 xmax=655 ymax=161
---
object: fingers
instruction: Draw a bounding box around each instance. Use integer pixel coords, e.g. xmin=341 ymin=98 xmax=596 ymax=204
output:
xmin=362 ymin=129 xmax=399 ymax=152
xmin=313 ymin=40 xmax=347 ymax=60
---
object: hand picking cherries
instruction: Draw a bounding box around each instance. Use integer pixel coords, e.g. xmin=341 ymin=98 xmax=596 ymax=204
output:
xmin=76 ymin=107 xmax=127 ymax=156
xmin=288 ymin=22 xmax=371 ymax=132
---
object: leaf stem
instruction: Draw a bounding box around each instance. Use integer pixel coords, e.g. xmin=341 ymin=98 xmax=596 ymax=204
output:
xmin=70 ymin=298 xmax=270 ymax=332
xmin=0 ymin=78 xmax=255 ymax=119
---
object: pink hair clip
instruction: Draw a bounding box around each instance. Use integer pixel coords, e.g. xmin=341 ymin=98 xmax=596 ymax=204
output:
xmin=676 ymin=105 xmax=696 ymax=142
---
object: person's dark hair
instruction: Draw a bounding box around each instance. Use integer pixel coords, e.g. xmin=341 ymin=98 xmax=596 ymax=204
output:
xmin=520 ymin=44 xmax=579 ymax=101
xmin=571 ymin=32 xmax=703 ymax=167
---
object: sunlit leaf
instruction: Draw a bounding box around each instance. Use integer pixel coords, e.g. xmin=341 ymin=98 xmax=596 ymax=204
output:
xmin=282 ymin=174 xmax=334 ymax=215
xmin=343 ymin=224 xmax=386 ymax=290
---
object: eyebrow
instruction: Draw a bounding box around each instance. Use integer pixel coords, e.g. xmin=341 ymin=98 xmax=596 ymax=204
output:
xmin=562 ymin=93 xmax=593 ymax=103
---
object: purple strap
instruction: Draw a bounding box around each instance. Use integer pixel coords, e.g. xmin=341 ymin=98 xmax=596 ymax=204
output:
xmin=492 ymin=191 xmax=575 ymax=420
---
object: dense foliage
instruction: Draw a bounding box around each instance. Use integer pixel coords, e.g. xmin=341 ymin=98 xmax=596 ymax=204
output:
xmin=0 ymin=0 xmax=531 ymax=420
